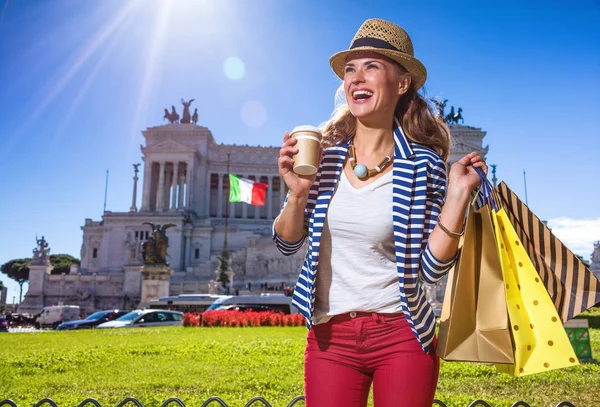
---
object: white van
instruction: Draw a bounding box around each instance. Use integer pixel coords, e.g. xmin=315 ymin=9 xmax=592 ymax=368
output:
xmin=207 ymin=293 xmax=298 ymax=314
xmin=36 ymin=305 xmax=80 ymax=329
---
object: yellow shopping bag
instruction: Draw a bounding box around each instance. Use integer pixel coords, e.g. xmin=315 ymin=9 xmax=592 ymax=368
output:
xmin=492 ymin=208 xmax=579 ymax=376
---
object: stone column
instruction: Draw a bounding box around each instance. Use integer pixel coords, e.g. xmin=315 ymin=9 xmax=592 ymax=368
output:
xmin=156 ymin=161 xmax=166 ymax=212
xmin=186 ymin=161 xmax=193 ymax=210
xmin=279 ymin=177 xmax=285 ymax=208
xmin=171 ymin=162 xmax=179 ymax=211
xmin=267 ymin=176 xmax=273 ymax=218
xmin=178 ymin=226 xmax=186 ymax=272
xmin=165 ymin=167 xmax=172 ymax=211
xmin=130 ymin=164 xmax=140 ymax=212
xmin=205 ymin=173 xmax=212 ymax=218
xmin=217 ymin=174 xmax=224 ymax=217
xmin=178 ymin=172 xmax=185 ymax=209
xmin=181 ymin=162 xmax=190 ymax=209
xmin=254 ymin=175 xmax=260 ymax=219
xmin=141 ymin=159 xmax=153 ymax=211
xmin=183 ymin=223 xmax=193 ymax=272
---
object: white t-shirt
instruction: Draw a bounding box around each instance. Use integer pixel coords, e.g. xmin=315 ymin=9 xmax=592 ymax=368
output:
xmin=313 ymin=168 xmax=403 ymax=323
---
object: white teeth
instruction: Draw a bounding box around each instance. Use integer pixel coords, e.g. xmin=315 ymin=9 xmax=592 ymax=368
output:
xmin=353 ymin=90 xmax=373 ymax=98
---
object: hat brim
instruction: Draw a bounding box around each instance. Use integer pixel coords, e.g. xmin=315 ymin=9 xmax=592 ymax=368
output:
xmin=329 ymin=47 xmax=427 ymax=90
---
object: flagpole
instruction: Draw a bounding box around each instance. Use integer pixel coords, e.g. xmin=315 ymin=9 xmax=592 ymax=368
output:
xmin=216 ymin=152 xmax=232 ymax=296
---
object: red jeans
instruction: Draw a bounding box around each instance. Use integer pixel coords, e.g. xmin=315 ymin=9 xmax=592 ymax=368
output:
xmin=304 ymin=312 xmax=439 ymax=407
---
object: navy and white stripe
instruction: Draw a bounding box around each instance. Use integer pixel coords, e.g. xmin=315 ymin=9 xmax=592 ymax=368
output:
xmin=272 ymin=118 xmax=456 ymax=353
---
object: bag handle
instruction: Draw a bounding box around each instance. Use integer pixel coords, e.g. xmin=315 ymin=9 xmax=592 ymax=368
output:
xmin=473 ymin=166 xmax=499 ymax=211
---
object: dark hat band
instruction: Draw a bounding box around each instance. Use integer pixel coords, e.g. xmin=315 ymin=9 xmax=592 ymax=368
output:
xmin=350 ymin=37 xmax=400 ymax=52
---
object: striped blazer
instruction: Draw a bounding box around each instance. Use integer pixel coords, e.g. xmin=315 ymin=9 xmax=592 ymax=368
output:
xmin=272 ymin=118 xmax=456 ymax=353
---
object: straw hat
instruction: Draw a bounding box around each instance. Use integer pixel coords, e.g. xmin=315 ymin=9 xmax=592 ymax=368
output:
xmin=329 ymin=18 xmax=427 ymax=89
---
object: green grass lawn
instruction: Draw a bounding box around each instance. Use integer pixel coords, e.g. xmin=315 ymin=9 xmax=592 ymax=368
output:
xmin=1 ymin=322 xmax=599 ymax=407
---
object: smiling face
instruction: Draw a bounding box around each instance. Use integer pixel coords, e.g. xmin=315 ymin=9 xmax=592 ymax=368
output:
xmin=343 ymin=51 xmax=411 ymax=126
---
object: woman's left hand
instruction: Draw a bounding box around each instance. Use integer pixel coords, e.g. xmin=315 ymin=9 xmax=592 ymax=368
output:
xmin=448 ymin=152 xmax=488 ymax=196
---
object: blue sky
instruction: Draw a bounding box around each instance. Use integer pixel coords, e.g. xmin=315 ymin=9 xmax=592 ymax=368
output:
xmin=1 ymin=0 xmax=599 ymax=302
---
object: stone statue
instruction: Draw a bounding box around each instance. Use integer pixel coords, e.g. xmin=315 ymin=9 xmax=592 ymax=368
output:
xmin=180 ymin=98 xmax=195 ymax=124
xmin=430 ymin=99 xmax=465 ymax=125
xmin=142 ymin=223 xmax=176 ymax=265
xmin=431 ymin=98 xmax=448 ymax=121
xmin=163 ymin=106 xmax=180 ymax=124
xmin=455 ymin=107 xmax=464 ymax=124
xmin=207 ymin=280 xmax=220 ymax=295
xmin=133 ymin=163 xmax=141 ymax=173
xmin=125 ymin=231 xmax=142 ymax=263
xmin=125 ymin=231 xmax=135 ymax=246
xmin=31 ymin=235 xmax=51 ymax=265
xmin=192 ymin=108 xmax=198 ymax=124
xmin=445 ymin=106 xmax=455 ymax=124
xmin=172 ymin=106 xmax=180 ymax=123
xmin=445 ymin=106 xmax=464 ymax=125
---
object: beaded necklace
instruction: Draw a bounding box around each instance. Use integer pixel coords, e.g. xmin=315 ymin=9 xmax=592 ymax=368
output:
xmin=347 ymin=140 xmax=395 ymax=179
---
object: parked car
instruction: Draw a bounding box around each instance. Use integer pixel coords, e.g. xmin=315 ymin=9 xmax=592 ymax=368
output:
xmin=56 ymin=310 xmax=128 ymax=330
xmin=96 ymin=309 xmax=183 ymax=329
xmin=0 ymin=318 xmax=8 ymax=332
xmin=36 ymin=305 xmax=80 ymax=329
xmin=7 ymin=313 xmax=37 ymax=328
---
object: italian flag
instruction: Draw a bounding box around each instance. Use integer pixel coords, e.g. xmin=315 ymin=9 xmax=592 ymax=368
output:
xmin=228 ymin=174 xmax=268 ymax=206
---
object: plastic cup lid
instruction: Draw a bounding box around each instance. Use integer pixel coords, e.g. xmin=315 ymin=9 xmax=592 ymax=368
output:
xmin=291 ymin=125 xmax=322 ymax=136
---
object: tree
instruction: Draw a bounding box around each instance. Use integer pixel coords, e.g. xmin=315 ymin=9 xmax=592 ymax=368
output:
xmin=0 ymin=254 xmax=80 ymax=302
xmin=0 ymin=258 xmax=30 ymax=303
xmin=217 ymin=252 xmax=230 ymax=290
xmin=49 ymin=254 xmax=80 ymax=275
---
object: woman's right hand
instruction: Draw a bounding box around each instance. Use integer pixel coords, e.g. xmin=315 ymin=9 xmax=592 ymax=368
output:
xmin=278 ymin=132 xmax=320 ymax=199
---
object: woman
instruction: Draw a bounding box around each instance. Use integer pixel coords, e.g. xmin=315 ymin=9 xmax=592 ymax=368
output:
xmin=273 ymin=19 xmax=487 ymax=407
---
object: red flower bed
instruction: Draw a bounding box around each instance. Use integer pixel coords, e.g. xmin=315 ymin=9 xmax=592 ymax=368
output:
xmin=182 ymin=312 xmax=200 ymax=327
xmin=182 ymin=311 xmax=305 ymax=327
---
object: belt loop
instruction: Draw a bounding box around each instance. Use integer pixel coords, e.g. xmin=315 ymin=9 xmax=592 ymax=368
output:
xmin=371 ymin=313 xmax=381 ymax=323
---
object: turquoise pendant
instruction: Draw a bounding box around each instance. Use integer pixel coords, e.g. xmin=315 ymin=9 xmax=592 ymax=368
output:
xmin=354 ymin=164 xmax=368 ymax=178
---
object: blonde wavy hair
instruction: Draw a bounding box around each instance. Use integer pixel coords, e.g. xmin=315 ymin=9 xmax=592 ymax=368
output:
xmin=319 ymin=64 xmax=452 ymax=161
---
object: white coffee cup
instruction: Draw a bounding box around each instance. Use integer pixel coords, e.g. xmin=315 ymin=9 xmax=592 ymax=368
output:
xmin=290 ymin=125 xmax=322 ymax=176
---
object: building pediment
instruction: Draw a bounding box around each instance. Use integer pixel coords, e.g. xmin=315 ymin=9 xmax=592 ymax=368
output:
xmin=453 ymin=141 xmax=478 ymax=151
xmin=450 ymin=142 xmax=489 ymax=159
xmin=141 ymin=139 xmax=197 ymax=153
